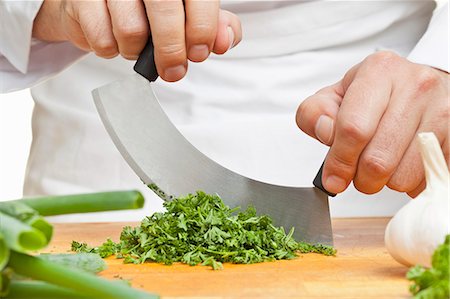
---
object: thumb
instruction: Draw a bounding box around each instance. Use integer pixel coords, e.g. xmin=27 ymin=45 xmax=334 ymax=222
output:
xmin=295 ymin=83 xmax=343 ymax=146
xmin=212 ymin=10 xmax=242 ymax=55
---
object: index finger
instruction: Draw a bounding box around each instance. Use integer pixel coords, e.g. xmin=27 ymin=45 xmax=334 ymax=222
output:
xmin=107 ymin=0 xmax=149 ymax=60
xmin=323 ymin=62 xmax=392 ymax=194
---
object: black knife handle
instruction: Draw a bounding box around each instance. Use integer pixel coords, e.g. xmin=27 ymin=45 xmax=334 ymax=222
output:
xmin=134 ymin=37 xmax=159 ymax=82
xmin=313 ymin=161 xmax=337 ymax=197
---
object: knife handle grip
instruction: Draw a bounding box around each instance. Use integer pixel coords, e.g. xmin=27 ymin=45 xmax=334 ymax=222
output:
xmin=313 ymin=161 xmax=337 ymax=197
xmin=134 ymin=37 xmax=159 ymax=82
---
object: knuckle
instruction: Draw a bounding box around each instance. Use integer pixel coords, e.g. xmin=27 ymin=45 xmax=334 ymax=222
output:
xmin=116 ymin=24 xmax=148 ymax=41
xmin=360 ymin=154 xmax=393 ymax=178
xmin=93 ymin=39 xmax=117 ymax=57
xmin=332 ymin=154 xmax=354 ymax=171
xmin=374 ymin=50 xmax=398 ymax=60
xmin=414 ymin=69 xmax=440 ymax=94
xmin=328 ymin=152 xmax=355 ymax=179
xmin=157 ymin=43 xmax=185 ymax=60
xmin=366 ymin=51 xmax=400 ymax=68
xmin=339 ymin=120 xmax=369 ymax=145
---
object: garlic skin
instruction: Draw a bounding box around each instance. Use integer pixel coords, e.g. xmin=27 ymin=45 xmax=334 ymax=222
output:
xmin=385 ymin=132 xmax=450 ymax=267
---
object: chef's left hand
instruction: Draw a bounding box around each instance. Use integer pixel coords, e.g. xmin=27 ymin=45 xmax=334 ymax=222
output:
xmin=296 ymin=51 xmax=449 ymax=198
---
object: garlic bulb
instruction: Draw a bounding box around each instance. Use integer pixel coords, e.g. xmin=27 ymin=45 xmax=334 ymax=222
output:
xmin=385 ymin=132 xmax=450 ymax=267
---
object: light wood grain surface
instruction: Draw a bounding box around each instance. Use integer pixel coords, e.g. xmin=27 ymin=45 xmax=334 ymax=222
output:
xmin=45 ymin=218 xmax=411 ymax=298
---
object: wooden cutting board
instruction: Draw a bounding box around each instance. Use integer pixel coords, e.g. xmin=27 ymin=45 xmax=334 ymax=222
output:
xmin=46 ymin=218 xmax=411 ymax=298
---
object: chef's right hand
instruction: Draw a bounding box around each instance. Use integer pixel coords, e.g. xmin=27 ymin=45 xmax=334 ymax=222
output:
xmin=32 ymin=0 xmax=242 ymax=82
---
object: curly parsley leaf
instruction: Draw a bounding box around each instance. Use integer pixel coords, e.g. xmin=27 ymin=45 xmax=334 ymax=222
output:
xmin=71 ymin=239 xmax=119 ymax=258
xmin=407 ymin=235 xmax=450 ymax=299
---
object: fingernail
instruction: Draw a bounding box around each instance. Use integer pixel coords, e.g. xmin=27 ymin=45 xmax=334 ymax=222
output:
xmin=188 ymin=44 xmax=209 ymax=62
xmin=325 ymin=175 xmax=347 ymax=194
xmin=315 ymin=115 xmax=334 ymax=145
xmin=164 ymin=65 xmax=186 ymax=82
xmin=227 ymin=26 xmax=235 ymax=50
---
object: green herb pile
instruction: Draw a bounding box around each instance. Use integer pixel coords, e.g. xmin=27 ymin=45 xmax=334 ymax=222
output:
xmin=407 ymin=234 xmax=450 ymax=299
xmin=72 ymin=191 xmax=336 ymax=270
xmin=0 ymin=190 xmax=158 ymax=299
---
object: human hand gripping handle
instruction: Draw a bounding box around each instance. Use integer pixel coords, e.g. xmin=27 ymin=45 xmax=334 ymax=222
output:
xmin=33 ymin=0 xmax=242 ymax=82
xmin=297 ymin=51 xmax=449 ymax=198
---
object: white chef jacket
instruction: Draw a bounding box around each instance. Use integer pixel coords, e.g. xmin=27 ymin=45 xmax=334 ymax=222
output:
xmin=0 ymin=1 xmax=449 ymax=222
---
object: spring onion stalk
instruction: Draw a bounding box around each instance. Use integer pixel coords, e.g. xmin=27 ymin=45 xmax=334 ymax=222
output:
xmin=8 ymin=251 xmax=158 ymax=299
xmin=0 ymin=212 xmax=47 ymax=252
xmin=17 ymin=190 xmax=145 ymax=216
xmin=0 ymin=232 xmax=10 ymax=270
xmin=0 ymin=202 xmax=52 ymax=242
xmin=38 ymin=253 xmax=107 ymax=273
xmin=5 ymin=281 xmax=90 ymax=299
xmin=22 ymin=215 xmax=52 ymax=242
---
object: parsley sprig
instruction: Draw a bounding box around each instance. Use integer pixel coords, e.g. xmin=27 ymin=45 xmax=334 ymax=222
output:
xmin=72 ymin=191 xmax=336 ymax=269
xmin=407 ymin=235 xmax=450 ymax=298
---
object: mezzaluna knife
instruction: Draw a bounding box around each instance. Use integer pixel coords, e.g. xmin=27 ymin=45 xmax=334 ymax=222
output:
xmin=92 ymin=39 xmax=335 ymax=245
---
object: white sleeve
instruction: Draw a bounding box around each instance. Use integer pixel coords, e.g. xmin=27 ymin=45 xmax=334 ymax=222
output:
xmin=408 ymin=1 xmax=449 ymax=73
xmin=0 ymin=0 xmax=87 ymax=93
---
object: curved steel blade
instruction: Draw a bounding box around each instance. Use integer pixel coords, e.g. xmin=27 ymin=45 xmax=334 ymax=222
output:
xmin=92 ymin=74 xmax=333 ymax=244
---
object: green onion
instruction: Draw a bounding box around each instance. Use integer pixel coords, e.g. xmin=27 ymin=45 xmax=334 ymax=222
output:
xmin=0 ymin=212 xmax=47 ymax=252
xmin=17 ymin=190 xmax=144 ymax=216
xmin=0 ymin=201 xmax=53 ymax=242
xmin=38 ymin=253 xmax=107 ymax=273
xmin=23 ymin=215 xmax=53 ymax=242
xmin=8 ymin=251 xmax=158 ymax=299
xmin=5 ymin=281 xmax=89 ymax=299
xmin=0 ymin=232 xmax=10 ymax=270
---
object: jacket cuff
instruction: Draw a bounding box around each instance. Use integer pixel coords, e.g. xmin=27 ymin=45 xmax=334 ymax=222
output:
xmin=0 ymin=1 xmax=44 ymax=74
xmin=408 ymin=2 xmax=449 ymax=73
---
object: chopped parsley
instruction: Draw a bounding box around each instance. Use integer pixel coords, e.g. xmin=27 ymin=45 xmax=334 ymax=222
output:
xmin=72 ymin=191 xmax=336 ymax=269
xmin=407 ymin=235 xmax=450 ymax=298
